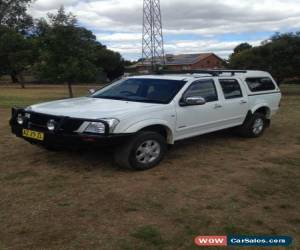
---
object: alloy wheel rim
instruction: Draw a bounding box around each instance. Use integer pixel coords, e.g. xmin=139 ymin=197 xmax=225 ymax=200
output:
xmin=253 ymin=118 xmax=264 ymax=135
xmin=136 ymin=140 xmax=161 ymax=164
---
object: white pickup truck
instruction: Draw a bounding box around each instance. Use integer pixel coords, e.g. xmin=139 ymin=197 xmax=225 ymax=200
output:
xmin=10 ymin=70 xmax=281 ymax=170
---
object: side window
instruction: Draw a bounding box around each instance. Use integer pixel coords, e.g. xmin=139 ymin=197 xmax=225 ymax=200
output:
xmin=246 ymin=77 xmax=276 ymax=92
xmin=184 ymin=79 xmax=218 ymax=102
xmin=219 ymin=79 xmax=243 ymax=99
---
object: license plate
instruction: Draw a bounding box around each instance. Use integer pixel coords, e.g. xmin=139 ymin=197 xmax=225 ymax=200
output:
xmin=22 ymin=129 xmax=44 ymax=141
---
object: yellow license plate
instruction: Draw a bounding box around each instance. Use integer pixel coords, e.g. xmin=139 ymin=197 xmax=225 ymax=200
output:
xmin=22 ymin=129 xmax=44 ymax=141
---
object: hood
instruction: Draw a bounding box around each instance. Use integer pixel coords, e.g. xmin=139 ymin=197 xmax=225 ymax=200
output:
xmin=29 ymin=97 xmax=160 ymax=119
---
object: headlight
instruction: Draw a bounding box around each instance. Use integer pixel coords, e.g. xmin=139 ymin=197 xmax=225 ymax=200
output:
xmin=17 ymin=114 xmax=24 ymax=125
xmin=84 ymin=122 xmax=106 ymax=134
xmin=83 ymin=118 xmax=119 ymax=134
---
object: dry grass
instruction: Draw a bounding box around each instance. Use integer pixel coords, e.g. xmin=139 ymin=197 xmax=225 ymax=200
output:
xmin=0 ymin=84 xmax=102 ymax=108
xmin=0 ymin=84 xmax=299 ymax=250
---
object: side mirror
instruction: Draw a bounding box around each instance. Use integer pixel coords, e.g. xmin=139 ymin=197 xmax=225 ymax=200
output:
xmin=181 ymin=96 xmax=206 ymax=106
xmin=88 ymin=89 xmax=96 ymax=95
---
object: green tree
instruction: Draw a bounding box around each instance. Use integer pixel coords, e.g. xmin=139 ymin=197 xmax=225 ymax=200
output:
xmin=94 ymin=46 xmax=125 ymax=81
xmin=228 ymin=43 xmax=253 ymax=66
xmin=0 ymin=0 xmax=34 ymax=87
xmin=36 ymin=7 xmax=101 ymax=97
xmin=0 ymin=25 xmax=34 ymax=87
xmin=0 ymin=0 xmax=33 ymax=33
xmin=233 ymin=43 xmax=252 ymax=54
xmin=228 ymin=32 xmax=300 ymax=83
xmin=267 ymin=32 xmax=300 ymax=83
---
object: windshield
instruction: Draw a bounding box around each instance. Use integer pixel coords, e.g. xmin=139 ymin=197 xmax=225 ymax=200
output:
xmin=91 ymin=78 xmax=187 ymax=104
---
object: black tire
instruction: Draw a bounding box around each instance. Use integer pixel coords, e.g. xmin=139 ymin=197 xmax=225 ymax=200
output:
xmin=114 ymin=131 xmax=167 ymax=170
xmin=238 ymin=113 xmax=267 ymax=138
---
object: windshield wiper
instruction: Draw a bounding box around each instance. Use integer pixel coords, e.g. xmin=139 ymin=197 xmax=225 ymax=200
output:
xmin=122 ymin=98 xmax=166 ymax=104
xmin=94 ymin=96 xmax=131 ymax=101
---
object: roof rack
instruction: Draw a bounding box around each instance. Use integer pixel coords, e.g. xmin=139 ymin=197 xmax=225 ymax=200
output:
xmin=155 ymin=69 xmax=247 ymax=76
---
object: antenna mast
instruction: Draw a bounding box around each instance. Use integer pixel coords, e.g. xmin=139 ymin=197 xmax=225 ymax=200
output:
xmin=142 ymin=0 xmax=165 ymax=70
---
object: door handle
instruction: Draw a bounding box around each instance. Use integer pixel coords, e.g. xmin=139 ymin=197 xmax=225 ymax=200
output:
xmin=214 ymin=104 xmax=223 ymax=109
xmin=240 ymin=100 xmax=247 ymax=104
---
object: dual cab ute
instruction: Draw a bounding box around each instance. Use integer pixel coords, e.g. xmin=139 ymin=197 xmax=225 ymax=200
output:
xmin=10 ymin=70 xmax=281 ymax=170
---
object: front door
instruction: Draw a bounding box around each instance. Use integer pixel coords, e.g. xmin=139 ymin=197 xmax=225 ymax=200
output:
xmin=175 ymin=78 xmax=223 ymax=140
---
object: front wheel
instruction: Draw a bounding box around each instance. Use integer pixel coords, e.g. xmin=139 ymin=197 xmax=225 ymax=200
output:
xmin=114 ymin=131 xmax=167 ymax=170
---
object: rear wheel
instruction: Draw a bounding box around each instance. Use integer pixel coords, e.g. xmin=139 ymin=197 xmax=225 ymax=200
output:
xmin=238 ymin=113 xmax=267 ymax=138
xmin=114 ymin=131 xmax=167 ymax=170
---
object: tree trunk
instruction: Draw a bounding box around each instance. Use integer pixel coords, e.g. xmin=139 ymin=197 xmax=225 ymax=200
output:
xmin=275 ymin=76 xmax=283 ymax=86
xmin=19 ymin=74 xmax=25 ymax=89
xmin=67 ymin=82 xmax=74 ymax=98
xmin=10 ymin=72 xmax=19 ymax=84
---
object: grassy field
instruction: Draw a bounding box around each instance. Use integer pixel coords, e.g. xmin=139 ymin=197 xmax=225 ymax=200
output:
xmin=0 ymin=84 xmax=101 ymax=108
xmin=0 ymin=84 xmax=299 ymax=250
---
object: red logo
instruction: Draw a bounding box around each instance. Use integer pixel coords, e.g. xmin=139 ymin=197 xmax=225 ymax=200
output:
xmin=195 ymin=236 xmax=228 ymax=247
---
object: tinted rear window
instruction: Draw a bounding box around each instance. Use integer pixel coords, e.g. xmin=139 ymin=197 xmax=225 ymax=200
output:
xmin=219 ymin=79 xmax=243 ymax=99
xmin=246 ymin=77 xmax=276 ymax=92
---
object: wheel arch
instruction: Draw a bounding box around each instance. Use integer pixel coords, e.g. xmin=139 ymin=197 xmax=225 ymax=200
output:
xmin=251 ymin=104 xmax=271 ymax=119
xmin=124 ymin=120 xmax=174 ymax=144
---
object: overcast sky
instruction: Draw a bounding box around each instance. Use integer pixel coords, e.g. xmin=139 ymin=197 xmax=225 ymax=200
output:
xmin=29 ymin=0 xmax=300 ymax=60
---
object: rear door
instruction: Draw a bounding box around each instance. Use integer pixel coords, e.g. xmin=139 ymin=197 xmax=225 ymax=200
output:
xmin=217 ymin=78 xmax=249 ymax=126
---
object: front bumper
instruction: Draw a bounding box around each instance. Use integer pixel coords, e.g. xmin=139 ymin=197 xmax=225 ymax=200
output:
xmin=10 ymin=108 xmax=133 ymax=149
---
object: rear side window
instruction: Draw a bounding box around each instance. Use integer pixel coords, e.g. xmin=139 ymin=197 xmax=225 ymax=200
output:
xmin=246 ymin=77 xmax=276 ymax=92
xmin=184 ymin=79 xmax=218 ymax=102
xmin=219 ymin=79 xmax=243 ymax=99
